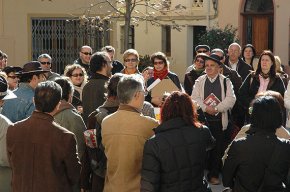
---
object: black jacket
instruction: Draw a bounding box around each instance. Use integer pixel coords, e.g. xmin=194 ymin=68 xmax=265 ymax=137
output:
xmin=111 ymin=60 xmax=124 ymax=75
xmin=222 ymin=64 xmax=242 ymax=96
xmin=82 ymin=73 xmax=109 ymax=123
xmin=239 ymin=73 xmax=286 ymax=109
xmin=225 ymin=57 xmax=253 ymax=81
xmin=141 ymin=118 xmax=215 ymax=192
xmin=145 ymin=71 xmax=182 ymax=104
xmin=184 ymin=68 xmax=204 ymax=95
xmin=223 ymin=131 xmax=290 ymax=192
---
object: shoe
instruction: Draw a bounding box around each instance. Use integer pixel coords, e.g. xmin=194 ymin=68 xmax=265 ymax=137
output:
xmin=209 ymin=177 xmax=220 ymax=185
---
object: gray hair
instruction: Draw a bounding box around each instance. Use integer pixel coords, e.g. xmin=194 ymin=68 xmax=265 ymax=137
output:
xmin=117 ymin=75 xmax=144 ymax=104
xmin=38 ymin=53 xmax=52 ymax=61
xmin=228 ymin=42 xmax=241 ymax=51
xmin=211 ymin=48 xmax=225 ymax=57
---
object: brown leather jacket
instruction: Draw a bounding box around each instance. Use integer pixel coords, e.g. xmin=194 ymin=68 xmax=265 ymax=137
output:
xmin=7 ymin=111 xmax=81 ymax=192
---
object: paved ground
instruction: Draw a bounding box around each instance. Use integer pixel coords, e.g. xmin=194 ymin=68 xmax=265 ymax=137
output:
xmin=208 ymin=175 xmax=225 ymax=192
xmin=210 ymin=183 xmax=225 ymax=192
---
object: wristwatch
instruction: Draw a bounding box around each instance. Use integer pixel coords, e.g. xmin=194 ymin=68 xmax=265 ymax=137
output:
xmin=214 ymin=107 xmax=218 ymax=112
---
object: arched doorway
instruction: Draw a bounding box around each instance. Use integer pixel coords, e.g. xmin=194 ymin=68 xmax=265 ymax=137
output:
xmin=241 ymin=0 xmax=274 ymax=55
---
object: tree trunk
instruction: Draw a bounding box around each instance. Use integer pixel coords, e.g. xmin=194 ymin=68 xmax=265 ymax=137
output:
xmin=124 ymin=0 xmax=132 ymax=51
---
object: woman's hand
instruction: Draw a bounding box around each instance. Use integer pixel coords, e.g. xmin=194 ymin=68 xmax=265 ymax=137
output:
xmin=151 ymin=96 xmax=162 ymax=107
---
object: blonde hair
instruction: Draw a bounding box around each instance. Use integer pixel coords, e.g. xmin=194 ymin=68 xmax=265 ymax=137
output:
xmin=123 ymin=49 xmax=139 ymax=61
xmin=274 ymin=55 xmax=283 ymax=72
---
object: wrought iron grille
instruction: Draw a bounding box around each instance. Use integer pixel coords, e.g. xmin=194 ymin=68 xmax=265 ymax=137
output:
xmin=31 ymin=18 xmax=110 ymax=74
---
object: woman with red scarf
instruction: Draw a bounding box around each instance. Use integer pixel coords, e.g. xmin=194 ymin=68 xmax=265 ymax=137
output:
xmin=145 ymin=52 xmax=183 ymax=107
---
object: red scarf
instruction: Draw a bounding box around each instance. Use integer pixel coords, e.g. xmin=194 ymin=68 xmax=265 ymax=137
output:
xmin=153 ymin=67 xmax=169 ymax=80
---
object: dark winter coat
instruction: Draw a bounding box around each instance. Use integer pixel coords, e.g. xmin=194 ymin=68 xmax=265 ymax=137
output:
xmin=141 ymin=117 xmax=215 ymax=192
xmin=82 ymin=73 xmax=109 ymax=123
xmin=239 ymin=73 xmax=286 ymax=109
xmin=223 ymin=131 xmax=290 ymax=192
xmin=184 ymin=68 xmax=204 ymax=95
xmin=80 ymin=99 xmax=119 ymax=192
xmin=225 ymin=57 xmax=253 ymax=81
xmin=7 ymin=111 xmax=81 ymax=192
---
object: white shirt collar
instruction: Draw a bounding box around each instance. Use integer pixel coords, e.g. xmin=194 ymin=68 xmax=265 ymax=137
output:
xmin=207 ymin=74 xmax=219 ymax=83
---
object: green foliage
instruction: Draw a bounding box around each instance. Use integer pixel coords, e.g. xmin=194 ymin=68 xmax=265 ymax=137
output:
xmin=197 ymin=25 xmax=239 ymax=52
xmin=138 ymin=54 xmax=152 ymax=72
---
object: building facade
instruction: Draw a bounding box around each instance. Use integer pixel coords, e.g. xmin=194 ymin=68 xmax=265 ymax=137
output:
xmin=0 ymin=0 xmax=289 ymax=79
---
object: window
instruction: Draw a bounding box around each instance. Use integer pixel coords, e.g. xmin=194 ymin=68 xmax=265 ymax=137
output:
xmin=244 ymin=0 xmax=273 ymax=13
xmin=162 ymin=25 xmax=171 ymax=56
xmin=31 ymin=18 xmax=110 ymax=73
xmin=192 ymin=0 xmax=204 ymax=8
xmin=120 ymin=25 xmax=135 ymax=53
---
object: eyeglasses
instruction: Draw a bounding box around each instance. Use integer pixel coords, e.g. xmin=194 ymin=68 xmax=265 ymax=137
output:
xmin=138 ymin=90 xmax=148 ymax=96
xmin=71 ymin=73 xmax=84 ymax=77
xmin=8 ymin=75 xmax=19 ymax=79
xmin=81 ymin=52 xmax=92 ymax=56
xmin=195 ymin=59 xmax=204 ymax=64
xmin=124 ymin=58 xmax=138 ymax=63
xmin=153 ymin=61 xmax=164 ymax=65
xmin=197 ymin=50 xmax=208 ymax=53
xmin=40 ymin=62 xmax=51 ymax=65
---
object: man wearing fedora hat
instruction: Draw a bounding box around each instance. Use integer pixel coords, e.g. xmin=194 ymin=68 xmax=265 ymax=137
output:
xmin=1 ymin=61 xmax=49 ymax=123
xmin=191 ymin=53 xmax=236 ymax=185
xmin=0 ymin=75 xmax=17 ymax=192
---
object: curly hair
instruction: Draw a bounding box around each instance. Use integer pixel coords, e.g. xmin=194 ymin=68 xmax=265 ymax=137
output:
xmin=64 ymin=64 xmax=88 ymax=83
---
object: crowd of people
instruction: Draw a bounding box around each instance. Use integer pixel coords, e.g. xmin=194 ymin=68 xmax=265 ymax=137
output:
xmin=0 ymin=42 xmax=290 ymax=192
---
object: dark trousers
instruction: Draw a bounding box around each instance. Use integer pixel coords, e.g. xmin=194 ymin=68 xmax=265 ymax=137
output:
xmin=207 ymin=120 xmax=226 ymax=179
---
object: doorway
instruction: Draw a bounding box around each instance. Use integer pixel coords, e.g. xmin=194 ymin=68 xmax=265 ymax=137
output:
xmin=242 ymin=0 xmax=274 ymax=55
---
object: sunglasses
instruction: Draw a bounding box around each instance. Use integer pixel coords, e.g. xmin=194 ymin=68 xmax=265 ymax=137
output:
xmin=153 ymin=61 xmax=164 ymax=65
xmin=124 ymin=58 xmax=138 ymax=63
xmin=8 ymin=75 xmax=19 ymax=79
xmin=81 ymin=52 xmax=92 ymax=56
xmin=197 ymin=50 xmax=208 ymax=53
xmin=195 ymin=59 xmax=204 ymax=64
xmin=71 ymin=73 xmax=84 ymax=77
xmin=40 ymin=62 xmax=51 ymax=65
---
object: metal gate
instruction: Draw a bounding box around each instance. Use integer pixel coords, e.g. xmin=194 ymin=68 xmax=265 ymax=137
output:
xmin=31 ymin=18 xmax=110 ymax=74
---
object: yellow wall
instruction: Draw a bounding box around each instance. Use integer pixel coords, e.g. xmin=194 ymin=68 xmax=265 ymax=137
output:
xmin=0 ymin=0 xmax=289 ymax=79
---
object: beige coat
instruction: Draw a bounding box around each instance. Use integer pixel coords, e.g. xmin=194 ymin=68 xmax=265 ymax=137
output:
xmin=191 ymin=74 xmax=236 ymax=130
xmin=101 ymin=105 xmax=158 ymax=192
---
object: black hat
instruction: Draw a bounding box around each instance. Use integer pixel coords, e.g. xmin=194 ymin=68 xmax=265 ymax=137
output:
xmin=201 ymin=53 xmax=223 ymax=66
xmin=0 ymin=76 xmax=17 ymax=100
xmin=16 ymin=61 xmax=49 ymax=75
xmin=2 ymin=66 xmax=22 ymax=75
xmin=195 ymin=45 xmax=210 ymax=52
